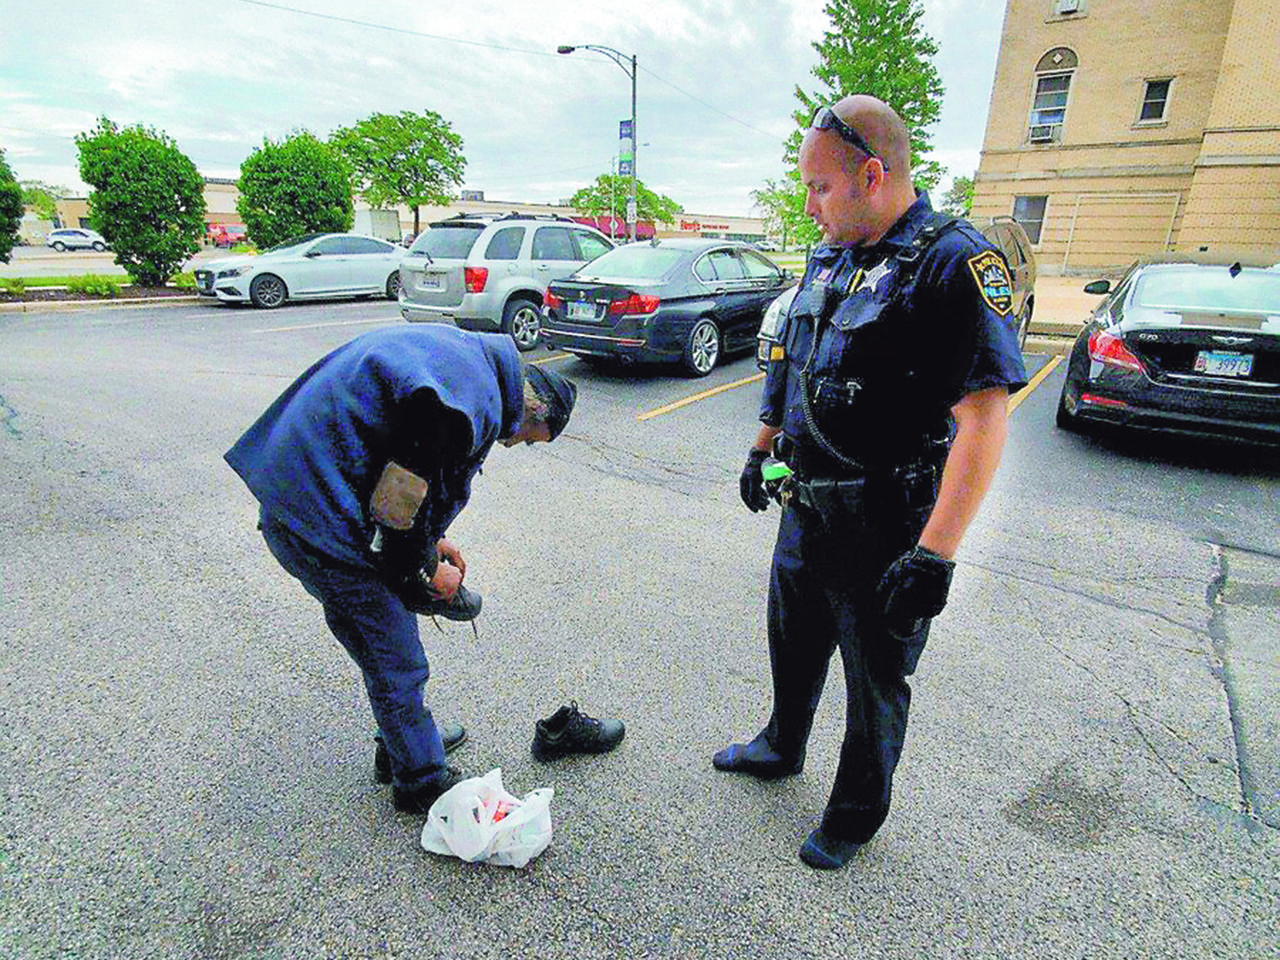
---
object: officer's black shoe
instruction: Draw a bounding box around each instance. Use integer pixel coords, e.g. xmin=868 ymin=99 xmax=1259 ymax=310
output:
xmin=799 ymin=828 xmax=862 ymax=870
xmin=531 ymin=702 xmax=625 ymax=762
xmin=391 ymin=765 xmax=465 ymax=815
xmin=374 ymin=723 xmax=468 ymax=784
xmin=712 ymin=738 xmax=803 ymax=780
xmin=421 ymin=584 xmax=483 ymax=622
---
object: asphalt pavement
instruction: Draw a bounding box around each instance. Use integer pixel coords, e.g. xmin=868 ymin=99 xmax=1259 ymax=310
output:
xmin=0 ymin=299 xmax=1274 ymax=960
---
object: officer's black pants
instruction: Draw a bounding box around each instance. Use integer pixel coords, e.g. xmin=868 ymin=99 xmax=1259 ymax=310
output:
xmin=762 ymin=488 xmax=933 ymax=844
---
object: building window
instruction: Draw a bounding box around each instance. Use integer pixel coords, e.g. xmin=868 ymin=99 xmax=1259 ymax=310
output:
xmin=1013 ymin=196 xmax=1048 ymax=245
xmin=1138 ymin=79 xmax=1172 ymax=122
xmin=1029 ymin=48 xmax=1077 ymax=143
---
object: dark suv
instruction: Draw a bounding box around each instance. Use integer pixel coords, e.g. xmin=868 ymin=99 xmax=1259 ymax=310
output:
xmin=398 ymin=213 xmax=615 ymax=351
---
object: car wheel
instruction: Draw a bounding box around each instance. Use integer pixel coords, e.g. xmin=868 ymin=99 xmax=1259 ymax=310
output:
xmin=502 ymin=297 xmax=541 ymax=352
xmin=682 ymin=317 xmax=720 ymax=377
xmin=249 ymin=274 xmax=288 ymax=309
xmin=1016 ymin=302 xmax=1033 ymax=350
xmin=1055 ymin=388 xmax=1084 ymax=433
xmin=51 ymin=242 xmax=66 ymax=252
xmin=385 ymin=271 xmax=402 ymax=300
xmin=92 ymin=241 xmax=106 ymax=252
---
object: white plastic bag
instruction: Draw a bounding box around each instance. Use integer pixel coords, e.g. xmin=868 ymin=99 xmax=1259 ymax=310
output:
xmin=420 ymin=768 xmax=553 ymax=868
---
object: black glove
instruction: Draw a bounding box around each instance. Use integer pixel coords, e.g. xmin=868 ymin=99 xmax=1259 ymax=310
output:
xmin=878 ymin=546 xmax=955 ymax=639
xmin=739 ymin=448 xmax=771 ymax=512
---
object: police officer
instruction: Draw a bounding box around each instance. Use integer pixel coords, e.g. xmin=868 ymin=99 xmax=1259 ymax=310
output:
xmin=225 ymin=324 xmax=577 ymax=816
xmin=715 ymin=95 xmax=1027 ymax=868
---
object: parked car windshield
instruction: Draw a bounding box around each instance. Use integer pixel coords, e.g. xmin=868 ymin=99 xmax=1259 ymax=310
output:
xmin=1133 ymin=268 xmax=1280 ymax=314
xmin=410 ymin=225 xmax=483 ymax=259
xmin=577 ymin=245 xmax=687 ymax=281
xmin=260 ymin=234 xmax=325 ymax=255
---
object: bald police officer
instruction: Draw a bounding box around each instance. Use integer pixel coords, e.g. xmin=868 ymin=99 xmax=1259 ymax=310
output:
xmin=716 ymin=95 xmax=1027 ymax=868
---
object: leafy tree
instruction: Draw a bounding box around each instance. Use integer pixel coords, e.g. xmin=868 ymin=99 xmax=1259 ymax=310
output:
xmin=940 ymin=174 xmax=974 ymax=217
xmin=74 ymin=117 xmax=206 ymax=285
xmin=237 ymin=131 xmax=352 ymax=249
xmin=787 ymin=0 xmax=947 ymax=190
xmin=569 ymin=173 xmax=682 ymax=226
xmin=20 ymin=180 xmax=69 ymax=222
xmin=0 ymin=150 xmax=24 ymax=264
xmin=329 ymin=110 xmax=465 ymax=236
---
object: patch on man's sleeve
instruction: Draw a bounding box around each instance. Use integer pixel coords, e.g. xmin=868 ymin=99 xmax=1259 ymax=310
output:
xmin=966 ymin=250 xmax=1014 ymax=317
xmin=769 ymin=344 xmax=785 ymax=362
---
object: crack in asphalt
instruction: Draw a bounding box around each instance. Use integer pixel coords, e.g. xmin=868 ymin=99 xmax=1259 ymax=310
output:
xmin=1205 ymin=545 xmax=1272 ymax=832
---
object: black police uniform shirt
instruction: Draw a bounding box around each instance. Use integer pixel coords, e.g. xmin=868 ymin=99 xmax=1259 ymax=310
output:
xmin=760 ymin=193 xmax=1028 ymax=474
xmin=225 ymin=325 xmax=525 ymax=568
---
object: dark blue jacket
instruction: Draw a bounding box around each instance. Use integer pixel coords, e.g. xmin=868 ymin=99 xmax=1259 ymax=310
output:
xmin=226 ymin=325 xmax=524 ymax=566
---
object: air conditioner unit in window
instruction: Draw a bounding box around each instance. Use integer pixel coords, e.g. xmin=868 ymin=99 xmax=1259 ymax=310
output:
xmin=1055 ymin=0 xmax=1081 ymax=14
xmin=1029 ymin=124 xmax=1057 ymax=143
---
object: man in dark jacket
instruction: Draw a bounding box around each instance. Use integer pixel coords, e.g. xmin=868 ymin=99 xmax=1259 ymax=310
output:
xmin=226 ymin=324 xmax=576 ymax=814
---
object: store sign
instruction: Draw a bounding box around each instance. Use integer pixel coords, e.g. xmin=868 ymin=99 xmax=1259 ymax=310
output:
xmin=679 ymin=220 xmax=731 ymax=232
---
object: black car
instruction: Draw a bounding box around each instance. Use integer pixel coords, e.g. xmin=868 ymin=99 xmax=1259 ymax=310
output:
xmin=541 ymin=239 xmax=793 ymax=376
xmin=1055 ymin=257 xmax=1280 ymax=444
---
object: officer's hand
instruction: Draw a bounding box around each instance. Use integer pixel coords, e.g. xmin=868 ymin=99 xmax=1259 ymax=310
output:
xmin=426 ymin=561 xmax=462 ymax=601
xmin=878 ymin=546 xmax=955 ymax=639
xmin=739 ymin=448 xmax=770 ymax=512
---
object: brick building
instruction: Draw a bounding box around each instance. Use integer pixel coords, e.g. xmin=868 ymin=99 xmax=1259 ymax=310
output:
xmin=972 ymin=0 xmax=1279 ymax=275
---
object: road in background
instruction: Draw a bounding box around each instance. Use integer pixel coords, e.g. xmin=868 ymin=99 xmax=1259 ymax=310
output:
xmin=1 ymin=299 xmax=1274 ymax=959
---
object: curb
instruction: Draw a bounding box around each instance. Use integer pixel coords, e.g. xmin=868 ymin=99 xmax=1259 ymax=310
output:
xmin=0 ymin=295 xmax=203 ymax=314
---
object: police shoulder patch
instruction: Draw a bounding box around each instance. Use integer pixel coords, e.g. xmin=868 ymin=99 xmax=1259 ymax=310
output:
xmin=966 ymin=250 xmax=1014 ymax=317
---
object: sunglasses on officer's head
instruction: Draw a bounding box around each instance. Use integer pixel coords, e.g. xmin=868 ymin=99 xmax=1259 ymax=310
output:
xmin=810 ymin=106 xmax=888 ymax=171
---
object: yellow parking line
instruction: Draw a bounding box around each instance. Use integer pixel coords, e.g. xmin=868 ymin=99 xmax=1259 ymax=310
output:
xmin=1007 ymin=354 xmax=1063 ymax=414
xmin=251 ymin=317 xmax=397 ymax=334
xmin=531 ymin=353 xmax=573 ymax=365
xmin=637 ymin=372 xmax=765 ymax=421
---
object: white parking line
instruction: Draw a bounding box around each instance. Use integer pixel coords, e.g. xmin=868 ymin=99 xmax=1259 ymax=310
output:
xmin=250 ymin=317 xmax=399 ymax=334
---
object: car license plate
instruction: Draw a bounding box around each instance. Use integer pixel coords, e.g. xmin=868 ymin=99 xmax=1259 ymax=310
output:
xmin=1193 ymin=350 xmax=1253 ymax=377
xmin=568 ymin=301 xmax=597 ymax=321
xmin=418 ymin=274 xmax=444 ymax=292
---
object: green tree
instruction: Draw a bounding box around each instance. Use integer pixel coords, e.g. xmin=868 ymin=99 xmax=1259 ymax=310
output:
xmin=940 ymin=174 xmax=974 ymax=217
xmin=330 ymin=110 xmax=465 ymax=236
xmin=236 ymin=131 xmax=352 ymax=249
xmin=20 ymin=180 xmax=69 ymax=222
xmin=569 ymin=173 xmax=683 ymax=227
xmin=75 ymin=117 xmax=206 ymax=285
xmin=0 ymin=150 xmax=24 ymax=264
xmin=787 ymin=0 xmax=947 ymax=190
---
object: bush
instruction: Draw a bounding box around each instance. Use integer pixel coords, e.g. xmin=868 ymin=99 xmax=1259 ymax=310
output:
xmin=0 ymin=150 xmax=22 ymax=265
xmin=171 ymin=271 xmax=196 ymax=289
xmin=66 ymin=274 xmax=121 ymax=298
xmin=237 ymin=131 xmax=352 ymax=249
xmin=74 ymin=117 xmax=206 ymax=286
xmin=0 ymin=277 xmax=25 ymax=296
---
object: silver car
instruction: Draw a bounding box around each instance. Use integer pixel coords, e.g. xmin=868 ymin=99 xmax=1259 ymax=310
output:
xmin=398 ymin=213 xmax=615 ymax=351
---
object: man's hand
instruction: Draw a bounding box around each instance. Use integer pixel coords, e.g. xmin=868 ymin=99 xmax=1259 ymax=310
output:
xmin=425 ymin=561 xmax=462 ymax=601
xmin=435 ymin=539 xmax=466 ymax=580
xmin=878 ymin=546 xmax=955 ymax=639
xmin=739 ymin=448 xmax=770 ymax=512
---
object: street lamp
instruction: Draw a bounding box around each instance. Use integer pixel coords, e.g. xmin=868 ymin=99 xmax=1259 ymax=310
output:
xmin=557 ymin=43 xmax=638 ymax=242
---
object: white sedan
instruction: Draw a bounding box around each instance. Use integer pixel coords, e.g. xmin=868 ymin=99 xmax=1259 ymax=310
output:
xmin=193 ymin=233 xmax=406 ymax=308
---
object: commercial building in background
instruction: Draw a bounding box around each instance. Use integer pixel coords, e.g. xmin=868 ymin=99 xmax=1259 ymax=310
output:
xmin=973 ymin=0 xmax=1279 ymax=275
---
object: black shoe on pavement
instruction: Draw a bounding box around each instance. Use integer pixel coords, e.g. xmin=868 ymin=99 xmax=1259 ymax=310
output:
xmin=531 ymin=702 xmax=625 ymax=762
xmin=375 ymin=723 xmax=468 ymax=784
xmin=391 ymin=765 xmax=465 ymax=815
xmin=420 ymin=584 xmax=483 ymax=622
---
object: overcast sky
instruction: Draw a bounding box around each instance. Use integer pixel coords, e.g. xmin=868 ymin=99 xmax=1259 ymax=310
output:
xmin=0 ymin=0 xmax=1008 ymax=217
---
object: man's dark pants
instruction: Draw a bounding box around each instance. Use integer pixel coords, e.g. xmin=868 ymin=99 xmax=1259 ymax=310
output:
xmin=761 ymin=475 xmax=936 ymax=844
xmin=259 ymin=513 xmax=450 ymax=790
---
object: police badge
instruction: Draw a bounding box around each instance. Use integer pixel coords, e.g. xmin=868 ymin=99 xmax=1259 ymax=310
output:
xmin=966 ymin=250 xmax=1014 ymax=317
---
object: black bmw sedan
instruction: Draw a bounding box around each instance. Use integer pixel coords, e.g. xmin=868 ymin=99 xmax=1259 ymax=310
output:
xmin=1055 ymin=257 xmax=1279 ymax=444
xmin=540 ymin=238 xmax=793 ymax=376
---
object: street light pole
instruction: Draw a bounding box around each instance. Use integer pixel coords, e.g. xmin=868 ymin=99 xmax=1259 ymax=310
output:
xmin=557 ymin=43 xmax=638 ymax=242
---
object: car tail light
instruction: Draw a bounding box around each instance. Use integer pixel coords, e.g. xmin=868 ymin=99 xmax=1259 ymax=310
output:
xmin=607 ymin=293 xmax=660 ymax=316
xmin=544 ymin=288 xmax=563 ymax=310
xmin=1087 ymin=329 xmax=1144 ymax=372
xmin=464 ymin=267 xmax=489 ymax=293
